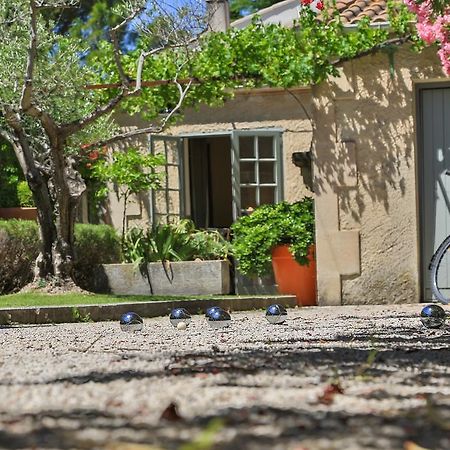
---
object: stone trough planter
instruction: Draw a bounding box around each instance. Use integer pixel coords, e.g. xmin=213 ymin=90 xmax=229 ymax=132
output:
xmin=101 ymin=260 xmax=231 ymax=296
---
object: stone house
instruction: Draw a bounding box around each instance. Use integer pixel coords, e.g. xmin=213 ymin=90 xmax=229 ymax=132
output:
xmin=107 ymin=0 xmax=449 ymax=306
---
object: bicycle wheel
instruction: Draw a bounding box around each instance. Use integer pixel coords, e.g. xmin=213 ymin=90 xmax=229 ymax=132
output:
xmin=429 ymin=235 xmax=450 ymax=304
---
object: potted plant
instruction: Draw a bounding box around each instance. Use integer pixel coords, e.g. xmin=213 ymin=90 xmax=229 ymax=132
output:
xmin=231 ymin=198 xmax=316 ymax=306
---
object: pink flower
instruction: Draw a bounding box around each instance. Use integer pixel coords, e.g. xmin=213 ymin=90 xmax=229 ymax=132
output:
xmin=417 ymin=21 xmax=437 ymax=44
xmin=404 ymin=0 xmax=450 ymax=76
xmin=438 ymin=44 xmax=450 ymax=75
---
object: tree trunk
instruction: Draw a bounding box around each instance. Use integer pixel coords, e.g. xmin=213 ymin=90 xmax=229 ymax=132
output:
xmin=50 ymin=147 xmax=86 ymax=282
xmin=12 ymin=137 xmax=85 ymax=286
xmin=10 ymin=140 xmax=56 ymax=280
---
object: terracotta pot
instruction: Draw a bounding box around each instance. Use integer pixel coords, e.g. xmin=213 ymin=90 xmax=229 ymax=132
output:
xmin=0 ymin=207 xmax=38 ymax=221
xmin=271 ymin=244 xmax=317 ymax=306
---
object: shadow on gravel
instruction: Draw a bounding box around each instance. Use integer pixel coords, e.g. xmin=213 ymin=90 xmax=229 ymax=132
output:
xmin=0 ymin=403 xmax=449 ymax=450
xmin=1 ymin=344 xmax=448 ymax=387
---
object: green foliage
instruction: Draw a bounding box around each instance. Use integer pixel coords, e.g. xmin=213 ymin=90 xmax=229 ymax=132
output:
xmin=0 ymin=0 xmax=416 ymax=174
xmin=0 ymin=220 xmax=39 ymax=294
xmin=0 ymin=0 xmax=120 ymax=158
xmin=231 ymin=198 xmax=315 ymax=277
xmin=90 ymin=147 xmax=166 ymax=238
xmin=0 ymin=220 xmax=122 ymax=294
xmin=122 ymin=219 xmax=232 ymax=265
xmin=180 ymin=418 xmax=224 ymax=450
xmin=388 ymin=0 xmax=423 ymax=51
xmin=73 ymin=223 xmax=122 ymax=264
xmin=73 ymin=223 xmax=122 ymax=290
xmin=51 ymin=0 xmax=129 ymax=41
xmin=71 ymin=307 xmax=92 ymax=323
xmin=0 ymin=219 xmax=39 ymax=248
xmin=0 ymin=142 xmax=22 ymax=208
xmin=112 ymin=5 xmax=414 ymax=123
xmin=91 ymin=148 xmax=165 ymax=201
xmin=16 ymin=181 xmax=34 ymax=207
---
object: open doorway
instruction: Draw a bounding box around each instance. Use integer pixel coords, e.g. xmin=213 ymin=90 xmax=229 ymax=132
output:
xmin=186 ymin=136 xmax=233 ymax=229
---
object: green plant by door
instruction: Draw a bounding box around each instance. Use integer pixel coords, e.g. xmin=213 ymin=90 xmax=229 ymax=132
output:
xmin=231 ymin=198 xmax=315 ymax=277
xmin=90 ymin=147 xmax=166 ymax=239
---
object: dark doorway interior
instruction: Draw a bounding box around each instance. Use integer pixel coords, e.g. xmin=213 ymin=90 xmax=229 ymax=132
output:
xmin=188 ymin=136 xmax=233 ymax=229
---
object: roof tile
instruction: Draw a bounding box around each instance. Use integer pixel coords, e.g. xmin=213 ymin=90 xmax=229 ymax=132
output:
xmin=334 ymin=0 xmax=391 ymax=24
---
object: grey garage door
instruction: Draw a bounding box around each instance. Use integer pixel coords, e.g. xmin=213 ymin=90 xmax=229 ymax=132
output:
xmin=420 ymin=87 xmax=450 ymax=301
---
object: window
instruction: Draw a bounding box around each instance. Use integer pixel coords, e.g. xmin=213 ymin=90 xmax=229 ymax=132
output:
xmin=232 ymin=131 xmax=283 ymax=218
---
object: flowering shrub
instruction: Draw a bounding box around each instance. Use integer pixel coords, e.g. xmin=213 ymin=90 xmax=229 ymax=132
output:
xmin=299 ymin=0 xmax=324 ymax=14
xmin=404 ymin=0 xmax=450 ymax=75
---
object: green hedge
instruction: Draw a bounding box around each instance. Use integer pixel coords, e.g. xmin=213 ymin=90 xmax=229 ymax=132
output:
xmin=0 ymin=220 xmax=121 ymax=295
xmin=0 ymin=220 xmax=40 ymax=294
xmin=73 ymin=224 xmax=122 ymax=291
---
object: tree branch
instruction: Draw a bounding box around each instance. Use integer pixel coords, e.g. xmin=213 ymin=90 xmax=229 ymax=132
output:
xmin=60 ymin=87 xmax=138 ymax=138
xmin=110 ymin=4 xmax=146 ymax=33
xmin=80 ymin=124 xmax=163 ymax=150
xmin=20 ymin=0 xmax=38 ymax=113
xmin=81 ymin=75 xmax=192 ymax=151
xmin=160 ymin=78 xmax=192 ymax=128
xmin=19 ymin=0 xmax=60 ymax=141
xmin=110 ymin=28 xmax=130 ymax=87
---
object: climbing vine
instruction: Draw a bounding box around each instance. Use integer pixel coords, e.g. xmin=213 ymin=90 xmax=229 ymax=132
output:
xmin=89 ymin=2 xmax=417 ymax=128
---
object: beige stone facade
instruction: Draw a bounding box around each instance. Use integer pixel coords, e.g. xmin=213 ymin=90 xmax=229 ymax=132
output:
xmin=312 ymin=45 xmax=446 ymax=305
xmin=106 ymin=43 xmax=450 ymax=306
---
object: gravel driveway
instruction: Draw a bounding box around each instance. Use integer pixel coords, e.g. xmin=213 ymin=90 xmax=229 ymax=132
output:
xmin=0 ymin=303 xmax=449 ymax=450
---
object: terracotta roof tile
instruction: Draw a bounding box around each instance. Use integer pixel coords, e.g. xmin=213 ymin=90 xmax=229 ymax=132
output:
xmin=231 ymin=0 xmax=395 ymax=30
xmin=333 ymin=0 xmax=392 ymax=25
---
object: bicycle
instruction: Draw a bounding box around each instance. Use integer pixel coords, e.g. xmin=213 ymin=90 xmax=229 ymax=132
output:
xmin=429 ymin=235 xmax=450 ymax=304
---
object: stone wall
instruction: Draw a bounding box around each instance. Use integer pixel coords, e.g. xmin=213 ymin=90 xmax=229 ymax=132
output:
xmin=312 ymin=45 xmax=446 ymax=305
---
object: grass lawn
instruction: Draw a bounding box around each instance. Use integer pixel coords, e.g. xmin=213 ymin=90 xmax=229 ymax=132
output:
xmin=0 ymin=292 xmax=223 ymax=308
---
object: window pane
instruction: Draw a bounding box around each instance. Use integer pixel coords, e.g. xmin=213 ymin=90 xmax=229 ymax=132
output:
xmin=260 ymin=186 xmax=276 ymax=205
xmin=167 ymin=165 xmax=179 ymax=189
xmin=259 ymin=136 xmax=274 ymax=158
xmin=241 ymin=187 xmax=256 ymax=210
xmin=165 ymin=142 xmax=179 ymax=164
xmin=154 ymin=190 xmax=168 ymax=214
xmin=240 ymin=161 xmax=256 ymax=183
xmin=259 ymin=161 xmax=275 ymax=184
xmin=240 ymin=136 xmax=255 ymax=158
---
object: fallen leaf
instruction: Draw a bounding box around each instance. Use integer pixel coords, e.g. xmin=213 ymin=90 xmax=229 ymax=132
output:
xmin=318 ymin=383 xmax=344 ymax=405
xmin=160 ymin=402 xmax=183 ymax=422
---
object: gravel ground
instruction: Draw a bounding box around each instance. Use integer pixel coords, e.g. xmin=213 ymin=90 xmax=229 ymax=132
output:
xmin=0 ymin=303 xmax=449 ymax=450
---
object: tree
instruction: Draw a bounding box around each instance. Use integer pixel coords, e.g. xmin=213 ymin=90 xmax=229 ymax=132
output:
xmin=0 ymin=0 xmax=413 ymax=291
xmin=403 ymin=0 xmax=450 ymax=75
xmin=229 ymin=0 xmax=284 ymax=20
xmin=50 ymin=0 xmax=140 ymax=49
xmin=0 ymin=0 xmax=210 ymax=289
xmin=48 ymin=0 xmax=120 ymax=33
